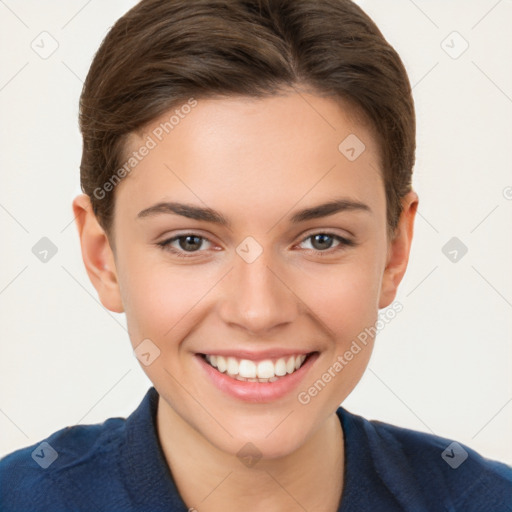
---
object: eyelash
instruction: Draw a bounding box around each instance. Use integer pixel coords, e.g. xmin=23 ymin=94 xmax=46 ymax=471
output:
xmin=156 ymin=232 xmax=355 ymax=258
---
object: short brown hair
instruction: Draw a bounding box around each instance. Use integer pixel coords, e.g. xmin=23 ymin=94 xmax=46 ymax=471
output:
xmin=79 ymin=0 xmax=415 ymax=238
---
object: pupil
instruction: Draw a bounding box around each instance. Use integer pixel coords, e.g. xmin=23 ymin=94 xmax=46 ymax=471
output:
xmin=312 ymin=234 xmax=332 ymax=250
xmin=180 ymin=235 xmax=202 ymax=251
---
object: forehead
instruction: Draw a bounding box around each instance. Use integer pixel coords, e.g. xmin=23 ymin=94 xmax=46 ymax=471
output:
xmin=115 ymin=92 xmax=384 ymax=227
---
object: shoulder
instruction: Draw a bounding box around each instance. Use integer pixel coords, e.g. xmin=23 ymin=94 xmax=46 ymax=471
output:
xmin=338 ymin=407 xmax=512 ymax=510
xmin=0 ymin=417 xmax=126 ymax=512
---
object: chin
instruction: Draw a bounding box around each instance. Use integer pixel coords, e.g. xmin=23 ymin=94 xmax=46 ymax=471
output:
xmin=210 ymin=413 xmax=316 ymax=462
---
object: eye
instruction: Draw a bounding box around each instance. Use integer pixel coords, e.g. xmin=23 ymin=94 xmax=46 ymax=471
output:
xmin=157 ymin=231 xmax=355 ymax=258
xmin=157 ymin=234 xmax=213 ymax=257
xmin=298 ymin=232 xmax=355 ymax=254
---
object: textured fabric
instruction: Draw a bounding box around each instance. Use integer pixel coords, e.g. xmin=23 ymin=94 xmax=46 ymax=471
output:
xmin=1 ymin=387 xmax=511 ymax=511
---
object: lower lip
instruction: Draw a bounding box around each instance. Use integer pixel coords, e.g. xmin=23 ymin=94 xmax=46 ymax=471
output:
xmin=195 ymin=353 xmax=318 ymax=403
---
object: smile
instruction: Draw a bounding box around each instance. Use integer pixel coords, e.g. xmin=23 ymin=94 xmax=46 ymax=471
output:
xmin=196 ymin=351 xmax=318 ymax=403
xmin=203 ymin=354 xmax=308 ymax=382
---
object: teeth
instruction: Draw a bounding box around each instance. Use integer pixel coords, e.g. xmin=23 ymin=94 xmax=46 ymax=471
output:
xmin=205 ymin=353 xmax=308 ymax=381
xmin=257 ymin=360 xmax=275 ymax=379
xmin=217 ymin=356 xmax=227 ymax=373
xmin=226 ymin=357 xmax=239 ymax=376
xmin=239 ymin=359 xmax=257 ymax=378
xmin=274 ymin=358 xmax=287 ymax=376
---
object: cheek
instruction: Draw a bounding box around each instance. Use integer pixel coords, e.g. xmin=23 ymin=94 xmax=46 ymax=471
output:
xmin=118 ymin=229 xmax=386 ymax=352
xmin=296 ymin=254 xmax=384 ymax=340
xmin=295 ymin=268 xmax=381 ymax=405
xmin=116 ymin=248 xmax=202 ymax=346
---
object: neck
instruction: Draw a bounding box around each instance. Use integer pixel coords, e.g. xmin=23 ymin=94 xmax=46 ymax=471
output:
xmin=156 ymin=399 xmax=345 ymax=512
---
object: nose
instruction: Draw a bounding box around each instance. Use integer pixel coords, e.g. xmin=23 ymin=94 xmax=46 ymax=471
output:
xmin=218 ymin=249 xmax=300 ymax=336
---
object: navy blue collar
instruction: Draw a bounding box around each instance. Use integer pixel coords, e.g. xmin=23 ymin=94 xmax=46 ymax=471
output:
xmin=119 ymin=386 xmax=387 ymax=511
xmin=120 ymin=387 xmax=187 ymax=511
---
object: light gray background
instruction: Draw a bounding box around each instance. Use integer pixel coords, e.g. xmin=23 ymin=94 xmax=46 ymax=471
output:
xmin=1 ymin=0 xmax=511 ymax=465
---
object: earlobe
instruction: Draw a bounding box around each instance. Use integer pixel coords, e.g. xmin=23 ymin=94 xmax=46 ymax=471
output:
xmin=378 ymin=191 xmax=419 ymax=309
xmin=72 ymin=194 xmax=124 ymax=313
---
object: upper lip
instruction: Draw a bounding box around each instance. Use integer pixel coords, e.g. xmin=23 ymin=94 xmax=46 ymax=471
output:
xmin=198 ymin=349 xmax=316 ymax=361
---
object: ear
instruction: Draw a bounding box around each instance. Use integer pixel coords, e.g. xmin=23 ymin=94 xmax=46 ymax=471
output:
xmin=72 ymin=194 xmax=124 ymax=313
xmin=378 ymin=191 xmax=419 ymax=309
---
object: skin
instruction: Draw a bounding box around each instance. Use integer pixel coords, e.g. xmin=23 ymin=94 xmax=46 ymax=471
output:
xmin=73 ymin=90 xmax=418 ymax=512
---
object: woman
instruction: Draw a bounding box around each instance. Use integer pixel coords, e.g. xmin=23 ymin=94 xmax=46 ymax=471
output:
xmin=1 ymin=1 xmax=510 ymax=510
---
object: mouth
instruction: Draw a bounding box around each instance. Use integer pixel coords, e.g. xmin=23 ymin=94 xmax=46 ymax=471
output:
xmin=196 ymin=351 xmax=319 ymax=403
xmin=201 ymin=353 xmax=311 ymax=382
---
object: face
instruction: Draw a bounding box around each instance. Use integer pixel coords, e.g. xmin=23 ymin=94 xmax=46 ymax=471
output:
xmin=74 ymin=91 xmax=417 ymax=460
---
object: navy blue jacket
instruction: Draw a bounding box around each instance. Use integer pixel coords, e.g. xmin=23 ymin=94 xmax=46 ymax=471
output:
xmin=1 ymin=387 xmax=511 ymax=511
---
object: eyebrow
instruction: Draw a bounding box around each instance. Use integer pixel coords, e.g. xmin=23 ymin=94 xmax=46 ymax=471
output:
xmin=137 ymin=202 xmax=230 ymax=225
xmin=136 ymin=198 xmax=371 ymax=226
xmin=289 ymin=198 xmax=371 ymax=223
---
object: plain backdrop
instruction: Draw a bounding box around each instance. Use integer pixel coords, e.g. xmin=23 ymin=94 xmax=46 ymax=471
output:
xmin=1 ymin=0 xmax=511 ymax=465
